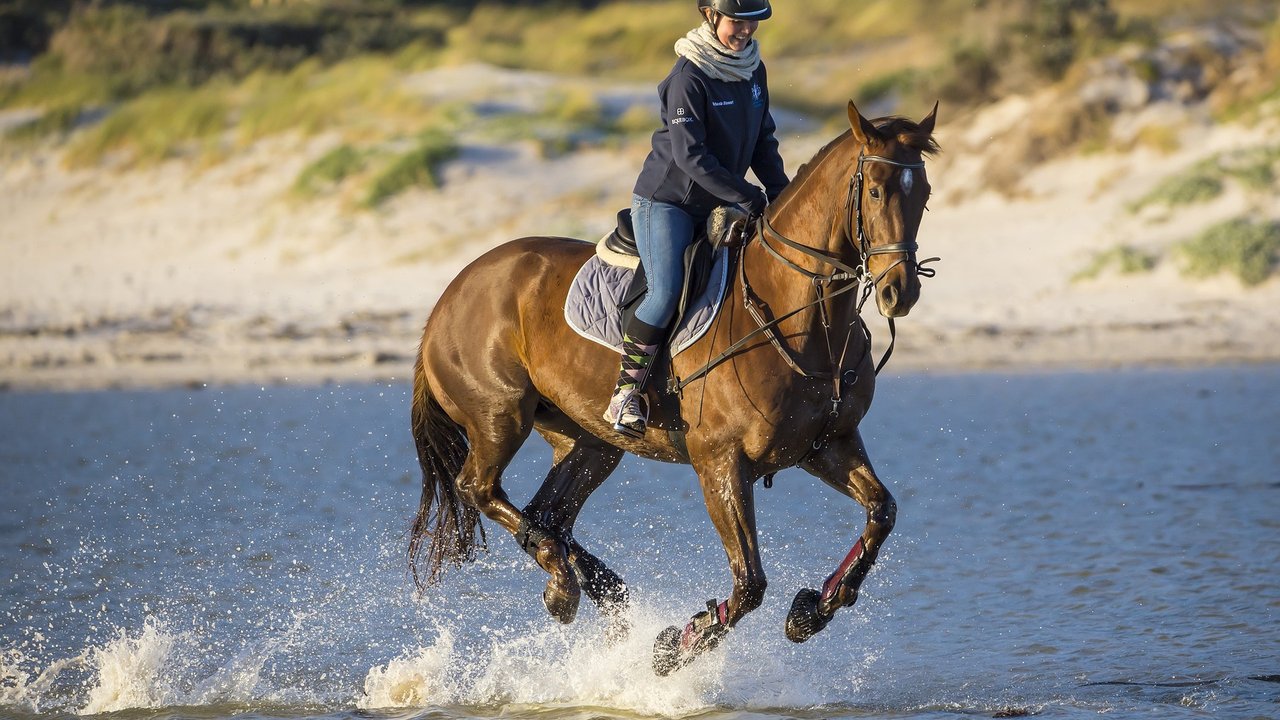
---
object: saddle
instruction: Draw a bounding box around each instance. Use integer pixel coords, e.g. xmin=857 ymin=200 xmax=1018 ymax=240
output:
xmin=596 ymin=205 xmax=750 ymax=337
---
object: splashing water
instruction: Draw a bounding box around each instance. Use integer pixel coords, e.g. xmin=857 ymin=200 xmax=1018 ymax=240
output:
xmin=80 ymin=621 xmax=177 ymax=714
xmin=357 ymin=611 xmax=731 ymax=715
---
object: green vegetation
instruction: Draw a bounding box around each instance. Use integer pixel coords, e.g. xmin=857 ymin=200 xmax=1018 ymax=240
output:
xmin=293 ymin=144 xmax=365 ymax=197
xmin=1218 ymin=144 xmax=1280 ymax=191
xmin=3 ymin=102 xmax=80 ymax=142
xmin=3 ymin=2 xmax=435 ymax=99
xmin=11 ymin=0 xmax=1267 ymax=115
xmin=363 ymin=130 xmax=458 ymax=208
xmin=1129 ymin=165 xmax=1224 ymax=212
xmin=232 ymin=58 xmax=428 ymax=146
xmin=1 ymin=0 xmax=1277 ymax=185
xmin=1128 ymin=145 xmax=1280 ymax=213
xmin=64 ymin=86 xmax=228 ymax=167
xmin=1133 ymin=146 xmax=1280 ymax=209
xmin=26 ymin=53 xmax=450 ymax=169
xmin=1177 ymin=218 xmax=1280 ymax=286
xmin=1073 ymin=244 xmax=1159 ymax=281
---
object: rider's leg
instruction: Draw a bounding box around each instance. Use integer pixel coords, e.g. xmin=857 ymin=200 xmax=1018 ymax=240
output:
xmin=604 ymin=316 xmax=666 ymax=435
xmin=605 ymin=194 xmax=694 ymax=437
xmin=632 ymin=194 xmax=695 ymax=328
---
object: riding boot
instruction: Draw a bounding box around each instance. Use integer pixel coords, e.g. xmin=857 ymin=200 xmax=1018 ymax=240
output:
xmin=603 ymin=317 xmax=666 ymax=438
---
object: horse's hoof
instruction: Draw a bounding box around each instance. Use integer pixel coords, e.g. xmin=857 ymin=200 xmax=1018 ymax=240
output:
xmin=653 ymin=602 xmax=729 ymax=675
xmin=543 ymin=579 xmax=581 ymax=624
xmin=785 ymin=587 xmax=830 ymax=643
xmin=652 ymin=625 xmax=683 ymax=676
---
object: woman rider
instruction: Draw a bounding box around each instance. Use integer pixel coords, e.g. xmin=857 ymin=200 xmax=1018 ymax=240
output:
xmin=604 ymin=0 xmax=789 ymax=438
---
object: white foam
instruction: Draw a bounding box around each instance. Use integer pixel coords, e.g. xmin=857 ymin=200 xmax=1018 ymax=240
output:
xmin=355 ymin=604 xmax=805 ymax=716
xmin=80 ymin=620 xmax=178 ymax=715
xmin=360 ymin=628 xmax=461 ymax=709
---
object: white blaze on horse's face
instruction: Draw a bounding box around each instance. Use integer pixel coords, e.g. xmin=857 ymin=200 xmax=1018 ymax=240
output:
xmin=901 ymin=168 xmax=914 ymax=196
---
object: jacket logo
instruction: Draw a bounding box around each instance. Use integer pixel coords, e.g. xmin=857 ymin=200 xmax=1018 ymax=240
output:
xmin=711 ymin=100 xmax=735 ymax=107
xmin=751 ymin=83 xmax=763 ymax=107
xmin=676 ymin=107 xmax=686 ymax=116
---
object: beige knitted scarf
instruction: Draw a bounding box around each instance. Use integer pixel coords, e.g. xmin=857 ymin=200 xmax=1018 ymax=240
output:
xmin=674 ymin=23 xmax=760 ymax=83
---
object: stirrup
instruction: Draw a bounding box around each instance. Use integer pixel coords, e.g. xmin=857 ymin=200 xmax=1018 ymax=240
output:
xmin=605 ymin=388 xmax=647 ymax=438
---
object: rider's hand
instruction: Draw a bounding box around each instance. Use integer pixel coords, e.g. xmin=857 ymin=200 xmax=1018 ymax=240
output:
xmin=741 ymin=187 xmax=767 ymax=218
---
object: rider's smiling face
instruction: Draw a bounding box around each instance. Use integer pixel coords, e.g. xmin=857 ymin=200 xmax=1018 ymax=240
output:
xmin=707 ymin=14 xmax=758 ymax=52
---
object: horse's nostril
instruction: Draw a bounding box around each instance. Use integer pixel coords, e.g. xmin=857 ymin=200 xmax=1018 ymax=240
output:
xmin=880 ymin=285 xmax=898 ymax=308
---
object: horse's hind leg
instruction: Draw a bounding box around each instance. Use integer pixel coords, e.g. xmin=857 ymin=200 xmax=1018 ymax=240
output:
xmin=526 ymin=422 xmax=628 ymax=614
xmin=439 ymin=384 xmax=583 ymax=623
xmin=790 ymin=429 xmax=897 ymax=642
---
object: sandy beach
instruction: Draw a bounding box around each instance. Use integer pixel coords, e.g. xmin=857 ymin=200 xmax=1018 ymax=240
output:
xmin=2 ymin=63 xmax=1278 ymax=391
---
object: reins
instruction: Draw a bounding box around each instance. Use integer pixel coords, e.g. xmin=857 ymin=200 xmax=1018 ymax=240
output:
xmin=668 ymin=152 xmax=939 ymax=415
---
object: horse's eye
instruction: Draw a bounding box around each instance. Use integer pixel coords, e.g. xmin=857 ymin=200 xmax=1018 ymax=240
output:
xmin=869 ymin=188 xmax=881 ymax=200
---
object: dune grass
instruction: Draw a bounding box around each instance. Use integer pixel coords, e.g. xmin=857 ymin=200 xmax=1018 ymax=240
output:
xmin=1218 ymin=144 xmax=1280 ymax=190
xmin=54 ymin=52 xmax=451 ymax=168
xmin=3 ymin=103 xmax=83 ymax=142
xmin=1073 ymin=244 xmax=1159 ymax=282
xmin=363 ymin=130 xmax=459 ymax=208
xmin=5 ymin=0 xmax=1276 ymax=175
xmin=1177 ymin=218 xmax=1280 ymax=286
xmin=1 ymin=64 xmax=117 ymax=110
xmin=63 ymin=86 xmax=229 ymax=167
xmin=292 ymin=144 xmax=367 ymax=198
xmin=1129 ymin=145 xmax=1280 ymax=213
xmin=234 ymin=58 xmax=428 ymax=147
xmin=1130 ymin=164 xmax=1225 ymax=212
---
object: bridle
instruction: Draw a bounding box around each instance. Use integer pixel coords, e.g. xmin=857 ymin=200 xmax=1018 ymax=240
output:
xmin=760 ymin=151 xmax=934 ymax=292
xmin=668 ymin=149 xmax=939 ymax=450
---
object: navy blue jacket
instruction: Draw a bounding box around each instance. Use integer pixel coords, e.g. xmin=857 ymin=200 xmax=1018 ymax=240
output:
xmin=633 ymin=57 xmax=789 ymax=218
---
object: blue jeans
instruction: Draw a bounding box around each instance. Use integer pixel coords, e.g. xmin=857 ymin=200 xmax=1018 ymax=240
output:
xmin=631 ymin=194 xmax=701 ymax=328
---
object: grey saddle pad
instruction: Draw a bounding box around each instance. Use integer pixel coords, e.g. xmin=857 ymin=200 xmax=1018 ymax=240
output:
xmin=563 ymin=251 xmax=730 ymax=356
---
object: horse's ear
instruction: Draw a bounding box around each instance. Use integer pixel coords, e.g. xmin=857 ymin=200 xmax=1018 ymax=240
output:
xmin=918 ymin=101 xmax=939 ymax=136
xmin=847 ymin=100 xmax=877 ymax=146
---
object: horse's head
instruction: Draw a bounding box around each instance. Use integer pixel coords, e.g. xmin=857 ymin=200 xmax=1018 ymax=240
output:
xmin=846 ymin=101 xmax=939 ymax=318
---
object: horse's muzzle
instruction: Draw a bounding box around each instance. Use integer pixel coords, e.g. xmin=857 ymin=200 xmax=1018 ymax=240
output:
xmin=876 ymin=277 xmax=920 ymax=318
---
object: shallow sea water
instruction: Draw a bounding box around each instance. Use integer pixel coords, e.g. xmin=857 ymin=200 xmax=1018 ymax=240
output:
xmin=1 ymin=366 xmax=1278 ymax=720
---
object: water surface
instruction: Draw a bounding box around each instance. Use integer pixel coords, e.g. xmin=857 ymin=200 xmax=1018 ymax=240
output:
xmin=1 ymin=367 xmax=1278 ymax=719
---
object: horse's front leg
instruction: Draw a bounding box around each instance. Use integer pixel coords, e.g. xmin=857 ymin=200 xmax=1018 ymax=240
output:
xmin=789 ymin=429 xmax=897 ymax=643
xmin=653 ymin=455 xmax=765 ymax=675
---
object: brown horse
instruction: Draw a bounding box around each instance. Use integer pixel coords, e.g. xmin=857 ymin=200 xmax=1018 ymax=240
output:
xmin=409 ymin=101 xmax=939 ymax=675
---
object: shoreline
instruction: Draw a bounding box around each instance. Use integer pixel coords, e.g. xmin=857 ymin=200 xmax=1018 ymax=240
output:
xmin=5 ymin=320 xmax=1278 ymax=392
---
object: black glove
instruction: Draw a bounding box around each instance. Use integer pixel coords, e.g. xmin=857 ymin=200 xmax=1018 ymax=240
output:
xmin=741 ymin=187 xmax=767 ymax=218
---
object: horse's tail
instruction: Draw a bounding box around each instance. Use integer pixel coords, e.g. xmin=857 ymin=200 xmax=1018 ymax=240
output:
xmin=408 ymin=349 xmax=485 ymax=591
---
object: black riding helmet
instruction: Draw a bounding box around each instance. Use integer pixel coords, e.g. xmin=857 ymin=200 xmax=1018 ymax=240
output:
xmin=697 ymin=0 xmax=772 ymax=21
